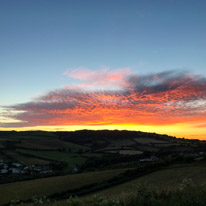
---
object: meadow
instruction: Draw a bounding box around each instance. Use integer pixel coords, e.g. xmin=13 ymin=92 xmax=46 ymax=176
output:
xmin=92 ymin=160 xmax=206 ymax=198
xmin=49 ymin=183 xmax=206 ymax=206
xmin=3 ymin=150 xmax=50 ymax=166
xmin=14 ymin=160 xmax=206 ymax=206
xmin=0 ymin=168 xmax=126 ymax=205
xmin=16 ymin=138 xmax=89 ymax=152
xmin=17 ymin=149 xmax=87 ymax=172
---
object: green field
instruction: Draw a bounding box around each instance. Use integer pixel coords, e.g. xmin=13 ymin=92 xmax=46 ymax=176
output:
xmin=0 ymin=169 xmax=126 ymax=205
xmin=0 ymin=134 xmax=56 ymax=140
xmin=134 ymin=137 xmax=169 ymax=144
xmin=17 ymin=149 xmax=87 ymax=172
xmin=117 ymin=150 xmax=143 ymax=155
xmin=16 ymin=138 xmax=89 ymax=152
xmin=22 ymin=160 xmax=206 ymax=206
xmin=3 ymin=150 xmax=50 ymax=166
xmin=15 ymin=141 xmax=55 ymax=150
xmin=92 ymin=161 xmax=206 ymax=199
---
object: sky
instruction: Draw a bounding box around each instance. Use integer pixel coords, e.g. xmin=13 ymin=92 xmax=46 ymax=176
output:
xmin=0 ymin=0 xmax=206 ymax=139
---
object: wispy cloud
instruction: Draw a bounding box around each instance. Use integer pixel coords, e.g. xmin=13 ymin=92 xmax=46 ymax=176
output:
xmin=63 ymin=67 xmax=131 ymax=89
xmin=1 ymin=70 xmax=206 ymax=128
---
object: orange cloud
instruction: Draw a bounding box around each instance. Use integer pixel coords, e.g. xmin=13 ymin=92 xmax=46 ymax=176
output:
xmin=1 ymin=70 xmax=206 ymax=132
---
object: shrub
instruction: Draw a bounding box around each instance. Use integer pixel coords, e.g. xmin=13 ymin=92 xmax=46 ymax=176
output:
xmin=9 ymin=199 xmax=20 ymax=206
xmin=88 ymin=195 xmax=120 ymax=206
xmin=66 ymin=196 xmax=82 ymax=206
xmin=32 ymin=196 xmax=50 ymax=205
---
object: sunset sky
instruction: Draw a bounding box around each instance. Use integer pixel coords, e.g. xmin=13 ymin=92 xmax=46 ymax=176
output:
xmin=1 ymin=0 xmax=206 ymax=139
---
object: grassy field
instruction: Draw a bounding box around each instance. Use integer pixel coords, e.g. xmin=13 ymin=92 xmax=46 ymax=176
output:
xmin=109 ymin=139 xmax=137 ymax=147
xmin=91 ymin=160 xmax=206 ymax=199
xmin=0 ymin=143 xmax=4 ymax=149
xmin=137 ymin=145 xmax=159 ymax=152
xmin=3 ymin=150 xmax=50 ymax=166
xmin=22 ymin=160 xmax=206 ymax=206
xmin=155 ymin=143 xmax=180 ymax=147
xmin=15 ymin=141 xmax=55 ymax=150
xmin=1 ymin=134 xmax=56 ymax=140
xmin=134 ymin=137 xmax=168 ymax=144
xmin=17 ymin=149 xmax=87 ymax=172
xmin=0 ymin=139 xmax=18 ymax=149
xmin=36 ymin=184 xmax=206 ymax=206
xmin=82 ymin=153 xmax=103 ymax=158
xmin=103 ymin=150 xmax=143 ymax=155
xmin=0 ymin=168 xmax=126 ymax=205
xmin=118 ymin=150 xmax=143 ymax=155
xmin=16 ymin=138 xmax=89 ymax=152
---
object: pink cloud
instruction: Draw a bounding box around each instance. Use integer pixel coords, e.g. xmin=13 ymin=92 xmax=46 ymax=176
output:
xmin=63 ymin=67 xmax=131 ymax=89
xmin=64 ymin=67 xmax=96 ymax=80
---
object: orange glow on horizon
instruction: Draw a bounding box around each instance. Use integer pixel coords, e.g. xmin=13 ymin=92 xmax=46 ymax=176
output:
xmin=1 ymin=123 xmax=206 ymax=140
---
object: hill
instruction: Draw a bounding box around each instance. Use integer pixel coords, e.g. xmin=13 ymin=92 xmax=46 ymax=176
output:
xmin=0 ymin=130 xmax=206 ymax=205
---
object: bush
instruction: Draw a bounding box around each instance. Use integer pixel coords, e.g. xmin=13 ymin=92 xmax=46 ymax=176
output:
xmin=88 ymin=195 xmax=120 ymax=206
xmin=32 ymin=196 xmax=50 ymax=205
xmin=66 ymin=196 xmax=82 ymax=206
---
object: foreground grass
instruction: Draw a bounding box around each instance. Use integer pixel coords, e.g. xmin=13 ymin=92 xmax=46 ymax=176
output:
xmin=20 ymin=180 xmax=206 ymax=206
xmin=4 ymin=161 xmax=206 ymax=206
xmin=0 ymin=169 xmax=125 ymax=205
xmin=64 ymin=182 xmax=206 ymax=206
xmin=36 ymin=160 xmax=206 ymax=206
xmin=91 ymin=160 xmax=206 ymax=198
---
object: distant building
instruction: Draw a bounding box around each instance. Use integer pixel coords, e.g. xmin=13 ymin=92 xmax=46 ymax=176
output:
xmin=12 ymin=163 xmax=22 ymax=167
xmin=40 ymin=169 xmax=52 ymax=174
xmin=72 ymin=167 xmax=79 ymax=173
xmin=181 ymin=153 xmax=199 ymax=157
xmin=3 ymin=164 xmax=8 ymax=169
xmin=139 ymin=155 xmax=159 ymax=162
xmin=10 ymin=168 xmax=21 ymax=174
xmin=0 ymin=169 xmax=8 ymax=174
xmin=33 ymin=166 xmax=42 ymax=172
